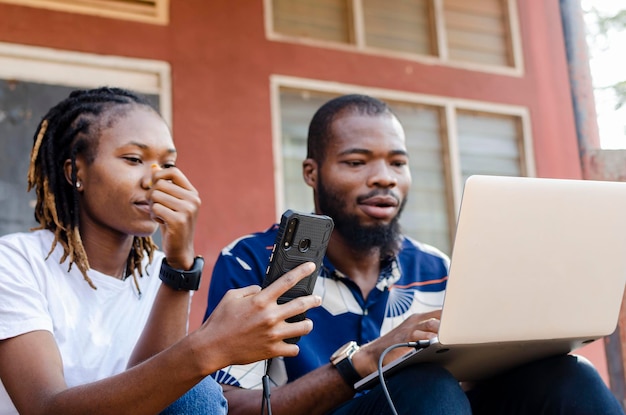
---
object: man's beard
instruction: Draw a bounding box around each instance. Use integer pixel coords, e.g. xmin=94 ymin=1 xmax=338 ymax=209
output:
xmin=317 ymin=176 xmax=406 ymax=259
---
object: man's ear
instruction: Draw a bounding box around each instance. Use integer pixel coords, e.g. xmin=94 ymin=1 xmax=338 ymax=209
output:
xmin=302 ymin=158 xmax=318 ymax=190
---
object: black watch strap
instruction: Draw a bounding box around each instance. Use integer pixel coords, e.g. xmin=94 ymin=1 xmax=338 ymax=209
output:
xmin=334 ymin=354 xmax=361 ymax=387
xmin=159 ymin=256 xmax=204 ymax=291
xmin=330 ymin=341 xmax=361 ymax=388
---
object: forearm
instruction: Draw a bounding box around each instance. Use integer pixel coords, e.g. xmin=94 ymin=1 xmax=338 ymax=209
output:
xmin=2 ymin=333 xmax=213 ymax=415
xmin=46 ymin=352 xmax=199 ymax=415
xmin=225 ymin=364 xmax=356 ymax=415
xmin=128 ymin=284 xmax=191 ymax=367
xmin=223 ymin=328 xmax=427 ymax=415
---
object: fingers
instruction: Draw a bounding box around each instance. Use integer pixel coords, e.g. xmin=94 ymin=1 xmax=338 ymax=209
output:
xmin=150 ymin=189 xmax=200 ymax=226
xmin=238 ymin=262 xmax=321 ymax=345
xmin=224 ymin=275 xmax=321 ymax=324
xmin=262 ymin=263 xmax=321 ymax=346
xmin=376 ymin=312 xmax=441 ymax=348
xmin=402 ymin=312 xmax=440 ymax=337
xmin=147 ymin=167 xmax=200 ymax=263
xmin=150 ymin=182 xmax=200 ymax=222
xmin=148 ymin=166 xmax=200 ymax=221
xmin=417 ymin=310 xmax=441 ymax=335
xmin=258 ymin=261 xmax=322 ymax=330
xmin=358 ymin=312 xmax=442 ymax=369
xmin=280 ymin=318 xmax=314 ymax=354
xmin=150 ymin=164 xmax=195 ymax=192
xmin=226 ymin=284 xmax=262 ymax=298
xmin=201 ymin=283 xmax=316 ymax=366
xmin=260 ymin=262 xmax=316 ymax=299
xmin=414 ymin=317 xmax=439 ymax=339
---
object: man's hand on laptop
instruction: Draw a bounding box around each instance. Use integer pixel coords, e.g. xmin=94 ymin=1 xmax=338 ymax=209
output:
xmin=351 ymin=309 xmax=441 ymax=378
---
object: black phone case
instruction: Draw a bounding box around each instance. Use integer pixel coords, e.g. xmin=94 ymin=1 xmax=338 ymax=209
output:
xmin=262 ymin=209 xmax=334 ymax=343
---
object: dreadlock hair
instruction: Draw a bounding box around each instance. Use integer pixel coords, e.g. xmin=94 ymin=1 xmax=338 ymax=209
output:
xmin=306 ymin=94 xmax=396 ymax=165
xmin=27 ymin=86 xmax=159 ymax=291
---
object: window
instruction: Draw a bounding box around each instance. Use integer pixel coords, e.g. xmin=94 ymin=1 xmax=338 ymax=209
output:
xmin=272 ymin=0 xmax=352 ymax=43
xmin=456 ymin=109 xmax=524 ymax=181
xmin=273 ymin=80 xmax=532 ymax=255
xmin=0 ymin=0 xmax=169 ymax=24
xmin=268 ymin=0 xmax=520 ymax=73
xmin=363 ymin=0 xmax=436 ymax=55
xmin=0 ymin=42 xmax=171 ymax=236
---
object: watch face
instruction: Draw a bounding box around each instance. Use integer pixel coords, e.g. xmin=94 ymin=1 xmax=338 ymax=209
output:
xmin=331 ymin=341 xmax=357 ymax=361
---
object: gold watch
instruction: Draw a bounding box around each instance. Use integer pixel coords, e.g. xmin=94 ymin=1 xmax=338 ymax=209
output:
xmin=330 ymin=341 xmax=361 ymax=388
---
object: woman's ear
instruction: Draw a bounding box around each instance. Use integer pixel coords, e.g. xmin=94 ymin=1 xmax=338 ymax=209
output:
xmin=63 ymin=158 xmax=83 ymax=191
xmin=302 ymin=158 xmax=318 ymax=190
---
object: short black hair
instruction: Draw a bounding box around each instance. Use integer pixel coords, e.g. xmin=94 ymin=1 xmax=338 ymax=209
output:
xmin=306 ymin=94 xmax=395 ymax=163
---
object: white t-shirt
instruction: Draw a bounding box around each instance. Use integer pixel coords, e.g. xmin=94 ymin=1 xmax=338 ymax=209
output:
xmin=0 ymin=230 xmax=164 ymax=415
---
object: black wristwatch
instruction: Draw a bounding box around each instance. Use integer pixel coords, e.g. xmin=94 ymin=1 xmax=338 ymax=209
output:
xmin=159 ymin=256 xmax=204 ymax=291
xmin=330 ymin=341 xmax=361 ymax=388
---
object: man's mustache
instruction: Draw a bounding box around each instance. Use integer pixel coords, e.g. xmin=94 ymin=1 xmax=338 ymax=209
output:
xmin=356 ymin=189 xmax=401 ymax=205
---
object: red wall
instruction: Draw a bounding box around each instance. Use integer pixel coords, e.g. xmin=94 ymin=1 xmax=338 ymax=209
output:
xmin=0 ymin=0 xmax=591 ymax=356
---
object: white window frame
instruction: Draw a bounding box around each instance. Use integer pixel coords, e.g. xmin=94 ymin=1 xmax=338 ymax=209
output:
xmin=0 ymin=42 xmax=172 ymax=127
xmin=269 ymin=74 xmax=535 ymax=221
xmin=264 ymin=0 xmax=524 ymax=77
xmin=0 ymin=0 xmax=169 ymax=25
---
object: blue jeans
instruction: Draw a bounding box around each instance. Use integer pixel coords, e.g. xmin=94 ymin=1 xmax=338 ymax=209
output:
xmin=329 ymin=363 xmax=472 ymax=415
xmin=328 ymin=355 xmax=623 ymax=415
xmin=160 ymin=375 xmax=228 ymax=415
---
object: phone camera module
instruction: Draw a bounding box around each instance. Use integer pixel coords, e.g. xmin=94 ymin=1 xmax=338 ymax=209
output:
xmin=283 ymin=218 xmax=299 ymax=249
xmin=298 ymin=238 xmax=311 ymax=252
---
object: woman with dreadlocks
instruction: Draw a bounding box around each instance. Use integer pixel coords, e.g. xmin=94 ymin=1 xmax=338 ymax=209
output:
xmin=0 ymin=87 xmax=320 ymax=415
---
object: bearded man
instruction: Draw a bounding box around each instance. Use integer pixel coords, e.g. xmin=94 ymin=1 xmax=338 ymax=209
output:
xmin=204 ymin=94 xmax=621 ymax=415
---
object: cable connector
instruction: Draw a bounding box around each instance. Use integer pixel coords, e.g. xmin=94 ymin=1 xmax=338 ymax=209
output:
xmin=405 ymin=339 xmax=432 ymax=349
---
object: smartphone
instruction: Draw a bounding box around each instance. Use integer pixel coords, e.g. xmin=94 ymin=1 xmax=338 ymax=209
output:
xmin=262 ymin=209 xmax=334 ymax=343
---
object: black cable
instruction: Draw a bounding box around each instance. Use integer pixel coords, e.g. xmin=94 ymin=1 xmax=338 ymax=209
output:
xmin=261 ymin=358 xmax=273 ymax=415
xmin=378 ymin=340 xmax=431 ymax=415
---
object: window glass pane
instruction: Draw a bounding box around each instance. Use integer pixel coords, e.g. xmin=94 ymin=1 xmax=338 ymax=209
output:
xmin=456 ymin=109 xmax=523 ymax=184
xmin=0 ymin=81 xmax=73 ymax=236
xmin=390 ymin=101 xmax=451 ymax=254
xmin=363 ymin=0 xmax=435 ymax=55
xmin=0 ymin=79 xmax=160 ymax=241
xmin=272 ymin=0 xmax=351 ymax=43
xmin=279 ymin=89 xmax=335 ymax=214
xmin=443 ymin=0 xmax=513 ymax=66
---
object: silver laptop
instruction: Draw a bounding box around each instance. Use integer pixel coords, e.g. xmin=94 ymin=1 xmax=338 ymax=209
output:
xmin=356 ymin=175 xmax=626 ymax=391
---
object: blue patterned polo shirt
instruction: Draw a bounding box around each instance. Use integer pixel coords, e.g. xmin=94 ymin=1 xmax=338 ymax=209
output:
xmin=204 ymin=223 xmax=449 ymax=389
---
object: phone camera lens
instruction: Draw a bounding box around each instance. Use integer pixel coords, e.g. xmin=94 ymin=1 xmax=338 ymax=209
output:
xmin=298 ymin=238 xmax=311 ymax=252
